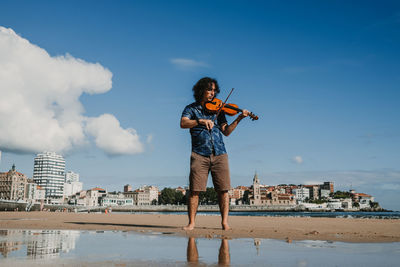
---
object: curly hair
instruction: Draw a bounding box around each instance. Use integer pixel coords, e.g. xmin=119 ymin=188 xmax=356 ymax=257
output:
xmin=192 ymin=77 xmax=220 ymax=103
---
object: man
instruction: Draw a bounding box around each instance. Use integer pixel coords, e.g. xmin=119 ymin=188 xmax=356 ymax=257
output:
xmin=180 ymin=77 xmax=249 ymax=230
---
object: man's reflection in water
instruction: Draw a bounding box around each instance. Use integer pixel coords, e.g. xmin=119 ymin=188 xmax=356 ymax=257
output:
xmin=187 ymin=237 xmax=199 ymax=263
xmin=187 ymin=237 xmax=230 ymax=266
xmin=218 ymin=239 xmax=230 ymax=265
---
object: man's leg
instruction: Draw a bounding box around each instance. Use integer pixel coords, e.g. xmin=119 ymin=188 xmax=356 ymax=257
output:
xmin=218 ymin=190 xmax=231 ymax=230
xmin=183 ymin=191 xmax=199 ymax=230
xmin=211 ymin=153 xmax=231 ymax=230
xmin=185 ymin=152 xmax=209 ymax=230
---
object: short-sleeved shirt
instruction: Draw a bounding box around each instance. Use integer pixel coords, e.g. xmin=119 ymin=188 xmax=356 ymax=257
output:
xmin=181 ymin=102 xmax=228 ymax=156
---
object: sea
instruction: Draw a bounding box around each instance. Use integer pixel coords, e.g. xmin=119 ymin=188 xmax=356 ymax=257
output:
xmin=0 ymin=229 xmax=399 ymax=266
xmin=1 ymin=211 xmax=398 ymax=266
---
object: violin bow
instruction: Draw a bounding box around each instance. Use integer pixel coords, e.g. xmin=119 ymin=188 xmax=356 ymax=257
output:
xmin=212 ymin=88 xmax=234 ymax=123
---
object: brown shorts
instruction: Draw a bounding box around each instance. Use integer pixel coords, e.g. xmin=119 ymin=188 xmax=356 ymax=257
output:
xmin=189 ymin=152 xmax=231 ymax=192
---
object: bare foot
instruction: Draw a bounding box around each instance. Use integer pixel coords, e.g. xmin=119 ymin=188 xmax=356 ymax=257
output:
xmin=183 ymin=224 xmax=195 ymax=231
xmin=222 ymin=223 xmax=231 ymax=230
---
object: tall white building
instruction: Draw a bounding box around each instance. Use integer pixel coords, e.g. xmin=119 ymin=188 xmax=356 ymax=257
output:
xmin=33 ymin=152 xmax=65 ymax=203
xmin=65 ymin=171 xmax=79 ymax=183
xmin=64 ymin=171 xmax=83 ymax=198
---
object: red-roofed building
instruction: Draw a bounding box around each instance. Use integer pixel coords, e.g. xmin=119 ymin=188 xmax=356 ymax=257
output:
xmin=91 ymin=187 xmax=106 ymax=192
xmin=352 ymin=192 xmax=374 ymax=203
xmin=176 ymin=186 xmax=187 ymax=196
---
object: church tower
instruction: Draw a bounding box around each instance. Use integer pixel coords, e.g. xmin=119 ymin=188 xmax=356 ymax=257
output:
xmin=252 ymin=172 xmax=262 ymax=205
xmin=253 ymin=172 xmax=260 ymax=196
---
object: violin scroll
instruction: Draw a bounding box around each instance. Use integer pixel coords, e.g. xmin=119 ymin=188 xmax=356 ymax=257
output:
xmin=246 ymin=111 xmax=259 ymax=121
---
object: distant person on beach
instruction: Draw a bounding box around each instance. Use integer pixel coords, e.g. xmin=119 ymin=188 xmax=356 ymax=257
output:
xmin=180 ymin=77 xmax=249 ymax=230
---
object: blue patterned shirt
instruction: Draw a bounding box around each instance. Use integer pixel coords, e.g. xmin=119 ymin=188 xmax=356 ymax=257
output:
xmin=181 ymin=102 xmax=228 ymax=156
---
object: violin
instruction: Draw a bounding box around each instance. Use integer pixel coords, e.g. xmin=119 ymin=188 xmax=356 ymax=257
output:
xmin=205 ymin=98 xmax=259 ymax=121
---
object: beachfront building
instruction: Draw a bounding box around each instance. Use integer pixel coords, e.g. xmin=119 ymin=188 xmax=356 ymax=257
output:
xmin=351 ymin=192 xmax=375 ymax=209
xmin=132 ymin=189 xmax=150 ymax=205
xmin=35 ymin=186 xmax=46 ymax=201
xmin=320 ymin=189 xmax=331 ymax=198
xmin=25 ymin=180 xmax=36 ymax=200
xmin=175 ymin=186 xmax=187 ymax=196
xmin=124 ymin=184 xmax=132 ymax=192
xmin=327 ymin=199 xmax=343 ymax=210
xmin=294 ymin=182 xmax=334 ymax=200
xmin=67 ymin=187 xmax=107 ymax=206
xmin=304 ymin=185 xmax=320 ymax=200
xmin=228 ymin=188 xmax=240 ymax=205
xmin=228 ymin=186 xmax=246 ymax=199
xmin=25 ymin=180 xmax=45 ymax=202
xmin=144 ymin=185 xmax=159 ymax=203
xmin=33 ymin=152 xmax=66 ymax=204
xmin=86 ymin=187 xmax=107 ymax=206
xmin=63 ymin=171 xmax=83 ymax=199
xmin=249 ymin=174 xmax=296 ymax=206
xmin=268 ymin=191 xmax=296 ymax=205
xmin=341 ymin=198 xmax=353 ymax=209
xmin=68 ymin=190 xmax=87 ymax=206
xmin=136 ymin=185 xmax=160 ymax=205
xmin=301 ymin=202 xmax=327 ymax=210
xmin=0 ymin=164 xmax=28 ymax=201
xmin=321 ymin=181 xmax=334 ymax=193
xmin=229 ymin=186 xmax=248 ymax=205
xmin=85 ymin=189 xmax=100 ymax=207
xmin=123 ymin=185 xmax=159 ymax=205
xmin=292 ymin=187 xmax=310 ymax=202
xmin=101 ymin=192 xmax=134 ymax=206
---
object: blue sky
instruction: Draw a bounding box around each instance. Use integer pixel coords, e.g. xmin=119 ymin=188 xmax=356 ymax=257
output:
xmin=0 ymin=1 xmax=399 ymax=210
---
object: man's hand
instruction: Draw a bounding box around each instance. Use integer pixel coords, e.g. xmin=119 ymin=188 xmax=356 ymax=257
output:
xmin=238 ymin=109 xmax=249 ymax=119
xmin=221 ymin=109 xmax=249 ymax=136
xmin=199 ymin=119 xmax=214 ymax=130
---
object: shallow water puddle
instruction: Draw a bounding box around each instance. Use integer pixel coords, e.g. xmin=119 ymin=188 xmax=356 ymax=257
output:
xmin=0 ymin=229 xmax=399 ymax=266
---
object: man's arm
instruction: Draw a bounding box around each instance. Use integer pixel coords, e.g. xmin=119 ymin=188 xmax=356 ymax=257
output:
xmin=180 ymin=116 xmax=197 ymax=129
xmin=220 ymin=110 xmax=249 ymax=136
xmin=180 ymin=117 xmax=215 ymax=131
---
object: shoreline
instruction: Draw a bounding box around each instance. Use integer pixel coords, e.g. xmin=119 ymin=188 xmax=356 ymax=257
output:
xmin=0 ymin=200 xmax=391 ymax=213
xmin=1 ymin=212 xmax=399 ymax=243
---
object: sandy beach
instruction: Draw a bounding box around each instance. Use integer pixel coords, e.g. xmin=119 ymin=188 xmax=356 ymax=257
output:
xmin=0 ymin=212 xmax=399 ymax=243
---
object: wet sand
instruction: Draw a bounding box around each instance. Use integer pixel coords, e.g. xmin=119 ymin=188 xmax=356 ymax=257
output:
xmin=0 ymin=212 xmax=399 ymax=242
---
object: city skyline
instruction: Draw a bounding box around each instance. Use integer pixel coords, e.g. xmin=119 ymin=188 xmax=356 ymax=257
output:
xmin=0 ymin=156 xmax=382 ymax=209
xmin=0 ymin=1 xmax=399 ymax=211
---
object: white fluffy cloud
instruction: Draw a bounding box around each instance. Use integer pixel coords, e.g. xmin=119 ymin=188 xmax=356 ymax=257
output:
xmin=0 ymin=26 xmax=144 ymax=155
xmin=292 ymin=156 xmax=303 ymax=164
xmin=86 ymin=114 xmax=143 ymax=155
